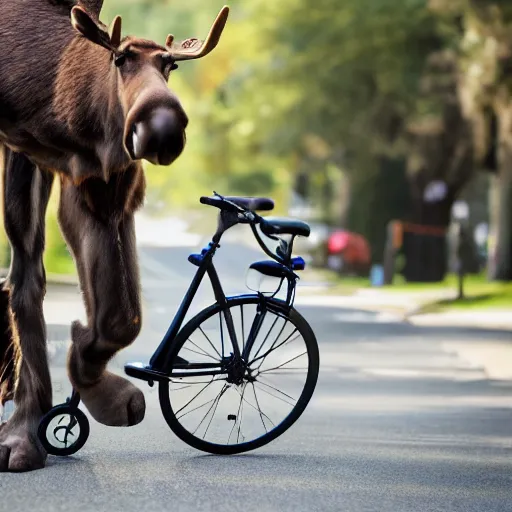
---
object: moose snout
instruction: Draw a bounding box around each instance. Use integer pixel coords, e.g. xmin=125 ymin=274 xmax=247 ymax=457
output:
xmin=127 ymin=107 xmax=188 ymax=166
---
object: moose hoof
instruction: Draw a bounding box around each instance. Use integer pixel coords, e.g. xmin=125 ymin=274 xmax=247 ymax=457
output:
xmin=76 ymin=372 xmax=146 ymax=427
xmin=0 ymin=419 xmax=47 ymax=472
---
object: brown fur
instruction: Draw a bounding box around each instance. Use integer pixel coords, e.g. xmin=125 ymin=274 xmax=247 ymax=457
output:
xmin=0 ymin=0 xmax=196 ymax=472
xmin=0 ymin=284 xmax=14 ymax=409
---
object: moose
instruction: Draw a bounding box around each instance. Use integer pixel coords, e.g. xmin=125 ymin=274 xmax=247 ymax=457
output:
xmin=0 ymin=0 xmax=229 ymax=472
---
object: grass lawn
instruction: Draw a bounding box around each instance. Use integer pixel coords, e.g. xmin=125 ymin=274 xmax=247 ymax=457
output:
xmin=385 ymin=274 xmax=512 ymax=311
xmin=310 ymin=268 xmax=512 ymax=310
xmin=423 ymin=277 xmax=512 ymax=311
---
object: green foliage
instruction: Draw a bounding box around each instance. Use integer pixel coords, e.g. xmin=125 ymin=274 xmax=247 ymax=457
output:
xmin=4 ymin=0 xmax=497 ymax=276
xmin=43 ymin=185 xmax=76 ymax=275
xmin=214 ymin=0 xmax=445 ymax=257
xmin=97 ymin=0 xmax=454 ymax=260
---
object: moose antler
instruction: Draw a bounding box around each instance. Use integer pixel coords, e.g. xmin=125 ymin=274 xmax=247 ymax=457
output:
xmin=165 ymin=6 xmax=229 ymax=61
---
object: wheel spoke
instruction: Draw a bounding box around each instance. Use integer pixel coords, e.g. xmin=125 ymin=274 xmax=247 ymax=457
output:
xmin=251 ymin=315 xmax=281 ymax=361
xmin=178 ymin=393 xmax=220 ymax=422
xmin=251 ymin=329 xmax=300 ymax=368
xmin=175 ymin=377 xmax=216 ymax=417
xmin=256 ymin=377 xmax=297 ymax=403
xmin=228 ymin=383 xmax=246 ymax=444
xmin=186 ymin=337 xmax=219 ymax=360
xmin=170 ymin=384 xmax=194 ymax=391
xmin=253 ymin=382 xmax=296 ymax=407
xmin=199 ymin=384 xmax=229 ymax=438
xmin=192 ymin=384 xmax=229 ymax=434
xmin=251 ymin=383 xmax=274 ymax=432
xmin=181 ymin=345 xmax=219 ymax=361
xmin=233 ymin=384 xmax=275 ymax=432
xmin=237 ymin=384 xmax=247 ymax=443
xmin=257 ymin=351 xmax=307 ymax=375
xmin=198 ymin=326 xmax=222 ymax=359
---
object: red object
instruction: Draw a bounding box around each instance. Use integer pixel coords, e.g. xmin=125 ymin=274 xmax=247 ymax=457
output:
xmin=327 ymin=230 xmax=371 ymax=268
xmin=327 ymin=231 xmax=350 ymax=254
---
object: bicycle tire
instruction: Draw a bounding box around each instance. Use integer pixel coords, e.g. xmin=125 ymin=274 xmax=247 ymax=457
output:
xmin=158 ymin=295 xmax=319 ymax=455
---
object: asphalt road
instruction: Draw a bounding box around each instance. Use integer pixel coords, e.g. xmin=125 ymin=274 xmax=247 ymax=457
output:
xmin=1 ymin=233 xmax=512 ymax=512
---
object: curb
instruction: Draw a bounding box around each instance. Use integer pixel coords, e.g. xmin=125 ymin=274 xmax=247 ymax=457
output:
xmin=403 ymin=303 xmax=434 ymax=320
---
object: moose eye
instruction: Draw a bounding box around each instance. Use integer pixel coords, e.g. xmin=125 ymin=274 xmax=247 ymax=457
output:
xmin=114 ymin=53 xmax=126 ymax=67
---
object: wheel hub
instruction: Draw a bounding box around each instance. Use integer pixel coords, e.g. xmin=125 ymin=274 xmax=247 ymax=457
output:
xmin=225 ymin=354 xmax=247 ymax=385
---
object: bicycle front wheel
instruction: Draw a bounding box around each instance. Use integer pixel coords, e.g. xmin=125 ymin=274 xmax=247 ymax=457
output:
xmin=159 ymin=296 xmax=319 ymax=454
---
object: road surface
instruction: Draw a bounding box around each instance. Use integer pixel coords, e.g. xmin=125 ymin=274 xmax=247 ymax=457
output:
xmin=1 ymin=231 xmax=511 ymax=512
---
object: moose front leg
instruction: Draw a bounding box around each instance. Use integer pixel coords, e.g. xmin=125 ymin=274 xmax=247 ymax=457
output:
xmin=58 ymin=169 xmax=146 ymax=427
xmin=0 ymin=150 xmax=54 ymax=472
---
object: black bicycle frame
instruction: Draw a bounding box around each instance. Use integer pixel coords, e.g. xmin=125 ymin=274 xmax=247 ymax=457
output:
xmin=149 ymin=241 xmax=224 ymax=371
xmin=147 ymin=243 xmax=294 ymax=379
xmin=145 ymin=200 xmax=300 ymax=380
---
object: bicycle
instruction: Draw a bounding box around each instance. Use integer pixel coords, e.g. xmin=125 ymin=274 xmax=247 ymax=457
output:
xmin=38 ymin=193 xmax=320 ymax=456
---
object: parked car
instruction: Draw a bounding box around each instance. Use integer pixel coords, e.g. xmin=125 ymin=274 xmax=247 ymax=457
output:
xmin=326 ymin=230 xmax=371 ymax=276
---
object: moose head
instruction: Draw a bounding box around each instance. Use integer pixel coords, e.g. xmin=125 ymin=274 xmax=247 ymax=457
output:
xmin=70 ymin=5 xmax=229 ymax=166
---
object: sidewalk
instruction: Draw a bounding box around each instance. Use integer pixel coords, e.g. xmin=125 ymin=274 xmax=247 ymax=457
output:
xmin=296 ymin=286 xmax=512 ymax=330
xmin=296 ymin=286 xmax=512 ymax=381
xmin=408 ymin=309 xmax=512 ymax=330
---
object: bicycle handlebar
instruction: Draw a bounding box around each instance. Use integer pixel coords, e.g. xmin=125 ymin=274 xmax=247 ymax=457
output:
xmin=200 ymin=193 xmax=274 ymax=215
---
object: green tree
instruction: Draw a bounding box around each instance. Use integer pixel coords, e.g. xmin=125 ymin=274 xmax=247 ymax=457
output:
xmin=221 ymin=0 xmax=451 ymax=261
xmin=430 ymin=0 xmax=512 ymax=280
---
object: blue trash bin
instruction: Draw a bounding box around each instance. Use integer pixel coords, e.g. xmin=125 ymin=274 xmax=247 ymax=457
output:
xmin=370 ymin=264 xmax=384 ymax=287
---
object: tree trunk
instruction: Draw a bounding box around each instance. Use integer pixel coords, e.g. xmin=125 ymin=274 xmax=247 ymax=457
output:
xmin=489 ymin=99 xmax=512 ymax=281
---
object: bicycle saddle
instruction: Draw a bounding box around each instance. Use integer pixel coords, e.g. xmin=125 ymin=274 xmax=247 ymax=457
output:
xmin=260 ymin=217 xmax=311 ymax=238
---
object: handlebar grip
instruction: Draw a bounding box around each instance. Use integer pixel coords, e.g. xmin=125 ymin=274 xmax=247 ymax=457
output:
xmin=200 ymin=196 xmax=216 ymax=207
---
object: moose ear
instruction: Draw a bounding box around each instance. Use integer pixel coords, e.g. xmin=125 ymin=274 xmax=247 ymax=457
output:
xmin=109 ymin=16 xmax=122 ymax=48
xmin=70 ymin=6 xmax=115 ymax=52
